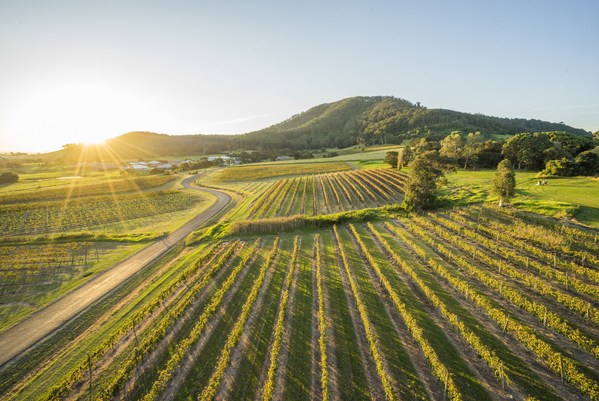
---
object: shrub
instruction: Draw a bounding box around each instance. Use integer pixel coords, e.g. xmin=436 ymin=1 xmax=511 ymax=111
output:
xmin=0 ymin=171 xmax=19 ymax=184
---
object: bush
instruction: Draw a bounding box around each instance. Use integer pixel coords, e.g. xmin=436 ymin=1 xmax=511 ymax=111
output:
xmin=0 ymin=171 xmax=19 ymax=184
xmin=540 ymin=158 xmax=575 ymax=177
xmin=384 ymin=151 xmax=399 ymax=167
xmin=574 ymin=151 xmax=599 ymax=175
xmin=540 ymin=152 xmax=599 ymax=177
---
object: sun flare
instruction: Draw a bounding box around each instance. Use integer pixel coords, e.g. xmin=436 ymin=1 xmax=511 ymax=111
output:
xmin=7 ymin=79 xmax=140 ymax=152
xmin=80 ymin=136 xmax=108 ymax=147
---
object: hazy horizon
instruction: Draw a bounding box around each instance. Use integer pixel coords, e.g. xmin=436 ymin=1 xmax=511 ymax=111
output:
xmin=1 ymin=0 xmax=598 ymax=153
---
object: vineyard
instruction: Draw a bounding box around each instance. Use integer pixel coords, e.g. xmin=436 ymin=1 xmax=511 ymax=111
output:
xmin=2 ymin=205 xmax=598 ymax=401
xmin=218 ymin=167 xmax=408 ymax=219
xmin=0 ymin=175 xmax=177 ymax=205
xmin=0 ymin=173 xmax=213 ymax=333
xmin=0 ymin=190 xmax=205 ymax=236
xmin=0 ymin=241 xmax=147 ymax=332
xmin=1 ymin=158 xmax=598 ymax=401
xmin=0 ymin=171 xmax=206 ymax=237
xmin=210 ymin=162 xmax=352 ymax=182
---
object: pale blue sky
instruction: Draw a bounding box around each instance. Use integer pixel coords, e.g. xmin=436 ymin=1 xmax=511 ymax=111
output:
xmin=1 ymin=0 xmax=597 ymax=152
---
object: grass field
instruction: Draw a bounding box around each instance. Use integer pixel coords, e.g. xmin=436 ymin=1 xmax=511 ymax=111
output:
xmin=0 ymin=163 xmax=125 ymax=193
xmin=443 ymin=170 xmax=599 ymax=227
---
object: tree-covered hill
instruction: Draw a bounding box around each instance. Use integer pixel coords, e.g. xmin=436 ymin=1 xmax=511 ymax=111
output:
xmin=245 ymin=96 xmax=589 ymax=149
xmin=39 ymin=96 xmax=591 ymax=162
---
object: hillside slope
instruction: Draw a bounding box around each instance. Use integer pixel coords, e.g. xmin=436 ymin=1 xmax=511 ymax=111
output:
xmin=40 ymin=96 xmax=591 ymax=162
xmin=245 ymin=96 xmax=589 ymax=149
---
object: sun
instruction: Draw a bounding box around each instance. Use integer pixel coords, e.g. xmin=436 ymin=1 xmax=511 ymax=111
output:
xmin=80 ymin=134 xmax=110 ymax=146
xmin=6 ymin=79 xmax=140 ymax=152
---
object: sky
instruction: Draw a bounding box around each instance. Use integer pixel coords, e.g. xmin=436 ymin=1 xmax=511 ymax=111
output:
xmin=1 ymin=0 xmax=598 ymax=153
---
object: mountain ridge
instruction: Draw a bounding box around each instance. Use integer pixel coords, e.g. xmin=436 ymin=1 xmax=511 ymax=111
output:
xmin=36 ymin=96 xmax=592 ymax=161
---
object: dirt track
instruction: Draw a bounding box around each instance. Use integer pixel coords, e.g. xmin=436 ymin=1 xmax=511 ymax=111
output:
xmin=0 ymin=174 xmax=231 ymax=367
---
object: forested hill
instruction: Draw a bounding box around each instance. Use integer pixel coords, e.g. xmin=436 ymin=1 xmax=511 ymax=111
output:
xmin=243 ymin=96 xmax=590 ymax=149
xmin=43 ymin=96 xmax=590 ymax=161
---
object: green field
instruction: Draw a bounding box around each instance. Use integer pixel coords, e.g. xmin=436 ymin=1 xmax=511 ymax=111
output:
xmin=443 ymin=170 xmax=599 ymax=227
xmin=1 ymin=158 xmax=598 ymax=401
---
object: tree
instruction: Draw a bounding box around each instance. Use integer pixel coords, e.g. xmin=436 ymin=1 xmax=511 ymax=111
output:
xmin=574 ymin=150 xmax=599 ymax=175
xmin=402 ymin=150 xmax=453 ymax=211
xmin=439 ymin=131 xmax=463 ymax=164
xmin=492 ymin=159 xmax=516 ymax=207
xmin=476 ymin=140 xmax=503 ymax=168
xmin=384 ymin=151 xmax=399 ymax=168
xmin=361 ymin=97 xmax=414 ymax=145
xmin=401 ymin=146 xmax=413 ymax=166
xmin=439 ymin=131 xmax=484 ymax=169
xmin=411 ymin=137 xmax=437 ymax=155
xmin=356 ymin=136 xmax=366 ymax=152
xmin=540 ymin=158 xmax=575 ymax=177
xmin=502 ymin=132 xmax=553 ymax=170
xmin=546 ymin=131 xmax=594 ymax=156
xmin=462 ymin=131 xmax=484 ymax=169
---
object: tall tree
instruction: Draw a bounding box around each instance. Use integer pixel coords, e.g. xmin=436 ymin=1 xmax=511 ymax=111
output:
xmin=492 ymin=159 xmax=516 ymax=207
xmin=401 ymin=145 xmax=413 ymax=166
xmin=502 ymin=132 xmax=553 ymax=170
xmin=439 ymin=131 xmax=463 ymax=164
xmin=411 ymin=137 xmax=436 ymax=155
xmin=462 ymin=131 xmax=484 ymax=169
xmin=384 ymin=151 xmax=399 ymax=167
xmin=402 ymin=150 xmax=452 ymax=211
xmin=361 ymin=97 xmax=414 ymax=145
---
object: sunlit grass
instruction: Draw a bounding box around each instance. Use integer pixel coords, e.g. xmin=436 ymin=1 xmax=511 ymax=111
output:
xmin=443 ymin=169 xmax=599 ymax=227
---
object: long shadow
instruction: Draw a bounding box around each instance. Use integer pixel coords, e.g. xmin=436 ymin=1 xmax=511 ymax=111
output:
xmin=572 ymin=205 xmax=599 ymax=226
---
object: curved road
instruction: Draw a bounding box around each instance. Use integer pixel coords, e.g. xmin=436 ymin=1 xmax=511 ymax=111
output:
xmin=0 ymin=174 xmax=231 ymax=367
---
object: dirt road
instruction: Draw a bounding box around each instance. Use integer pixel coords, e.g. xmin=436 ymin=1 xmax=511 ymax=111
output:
xmin=0 ymin=174 xmax=231 ymax=367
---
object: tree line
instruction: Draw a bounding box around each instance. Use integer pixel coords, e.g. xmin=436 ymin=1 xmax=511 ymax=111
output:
xmin=386 ymin=130 xmax=598 ymax=176
xmin=389 ymin=129 xmax=598 ymax=212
